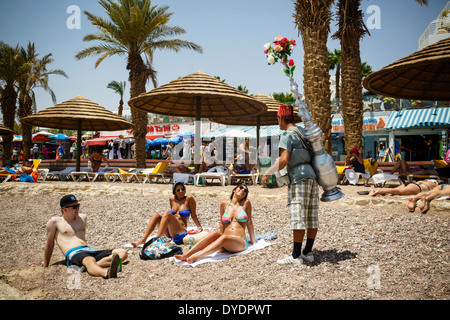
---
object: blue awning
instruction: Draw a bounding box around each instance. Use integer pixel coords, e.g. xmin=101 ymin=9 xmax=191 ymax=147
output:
xmin=385 ymin=108 xmax=450 ymax=129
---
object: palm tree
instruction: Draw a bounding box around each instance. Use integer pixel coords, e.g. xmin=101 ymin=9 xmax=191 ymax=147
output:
xmin=17 ymin=42 xmax=68 ymax=161
xmin=332 ymin=0 xmax=428 ymax=155
xmin=293 ymin=0 xmax=334 ymax=154
xmin=271 ymin=92 xmax=295 ymax=105
xmin=76 ymin=0 xmax=203 ymax=168
xmin=0 ymin=42 xmax=24 ymax=164
xmin=332 ymin=0 xmax=369 ymax=155
xmin=328 ymin=48 xmax=342 ymax=110
xmin=107 ymin=80 xmax=126 ymax=116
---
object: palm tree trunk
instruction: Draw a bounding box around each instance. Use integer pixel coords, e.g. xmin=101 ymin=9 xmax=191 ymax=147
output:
xmin=118 ymin=98 xmax=123 ymax=117
xmin=0 ymin=84 xmax=18 ymax=164
xmin=294 ymin=0 xmax=334 ymax=154
xmin=128 ymin=53 xmax=148 ymax=169
xmin=18 ymin=94 xmax=34 ymax=162
xmin=335 ymin=66 xmax=341 ymax=111
xmin=333 ymin=0 xmax=368 ymax=155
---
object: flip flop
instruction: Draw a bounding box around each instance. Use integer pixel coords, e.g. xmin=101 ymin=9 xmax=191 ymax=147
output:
xmin=105 ymin=254 xmax=120 ymax=279
xmin=357 ymin=191 xmax=370 ymax=195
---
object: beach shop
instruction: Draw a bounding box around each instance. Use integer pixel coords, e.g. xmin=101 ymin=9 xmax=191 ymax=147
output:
xmin=331 ymin=111 xmax=391 ymax=161
xmin=384 ymin=107 xmax=450 ymax=161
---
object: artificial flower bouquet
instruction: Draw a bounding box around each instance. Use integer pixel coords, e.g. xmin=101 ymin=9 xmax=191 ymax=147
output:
xmin=264 ymin=36 xmax=297 ymax=77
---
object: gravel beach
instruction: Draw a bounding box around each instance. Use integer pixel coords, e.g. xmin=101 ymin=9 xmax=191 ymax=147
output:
xmin=0 ymin=180 xmax=448 ymax=300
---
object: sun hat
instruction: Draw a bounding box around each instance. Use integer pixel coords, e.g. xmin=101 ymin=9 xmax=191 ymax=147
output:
xmin=60 ymin=194 xmax=80 ymax=208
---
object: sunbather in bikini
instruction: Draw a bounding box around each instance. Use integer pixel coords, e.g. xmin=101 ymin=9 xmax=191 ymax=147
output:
xmin=131 ymin=182 xmax=202 ymax=247
xmin=174 ymin=183 xmax=256 ymax=264
xmin=369 ymin=179 xmax=439 ymax=197
xmin=407 ymin=184 xmax=450 ymax=214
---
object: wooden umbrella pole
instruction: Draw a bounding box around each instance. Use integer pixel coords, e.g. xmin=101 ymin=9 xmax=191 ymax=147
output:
xmin=194 ymin=96 xmax=201 ymax=172
xmin=76 ymin=120 xmax=82 ymax=172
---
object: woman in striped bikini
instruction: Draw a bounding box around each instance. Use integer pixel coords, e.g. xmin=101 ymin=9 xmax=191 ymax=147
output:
xmin=174 ymin=183 xmax=257 ymax=264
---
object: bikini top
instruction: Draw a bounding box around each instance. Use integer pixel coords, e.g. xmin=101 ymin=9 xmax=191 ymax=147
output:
xmin=169 ymin=208 xmax=190 ymax=218
xmin=222 ymin=201 xmax=248 ymax=223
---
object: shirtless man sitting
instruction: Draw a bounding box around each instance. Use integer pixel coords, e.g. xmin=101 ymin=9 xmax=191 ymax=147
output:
xmin=44 ymin=194 xmax=128 ymax=279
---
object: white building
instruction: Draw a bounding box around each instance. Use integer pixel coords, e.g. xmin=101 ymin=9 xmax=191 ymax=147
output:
xmin=418 ymin=1 xmax=450 ymax=50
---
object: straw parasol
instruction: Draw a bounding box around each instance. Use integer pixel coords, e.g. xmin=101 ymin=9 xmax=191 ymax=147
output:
xmin=21 ymin=95 xmax=133 ymax=171
xmin=363 ymin=37 xmax=450 ymax=101
xmin=209 ymin=93 xmax=301 ymax=161
xmin=128 ymin=71 xmax=267 ymax=166
xmin=0 ymin=123 xmax=15 ymax=135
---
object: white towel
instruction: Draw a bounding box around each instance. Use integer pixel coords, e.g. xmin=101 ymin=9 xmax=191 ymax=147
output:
xmin=169 ymin=239 xmax=275 ymax=267
xmin=345 ymin=169 xmax=371 ymax=185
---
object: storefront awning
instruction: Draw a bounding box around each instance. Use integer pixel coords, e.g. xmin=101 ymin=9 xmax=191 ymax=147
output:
xmin=385 ymin=108 xmax=450 ymax=129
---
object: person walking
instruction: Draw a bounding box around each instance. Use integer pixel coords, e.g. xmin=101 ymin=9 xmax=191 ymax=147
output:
xmin=262 ymin=104 xmax=319 ymax=265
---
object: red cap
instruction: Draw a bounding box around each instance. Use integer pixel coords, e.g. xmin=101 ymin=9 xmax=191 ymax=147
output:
xmin=277 ymin=104 xmax=293 ymax=117
xmin=350 ymin=147 xmax=359 ymax=154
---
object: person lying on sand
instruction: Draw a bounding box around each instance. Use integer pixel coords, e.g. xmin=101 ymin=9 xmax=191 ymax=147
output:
xmin=369 ymin=179 xmax=438 ymax=197
xmin=174 ymin=183 xmax=256 ymax=264
xmin=130 ymin=182 xmax=202 ymax=247
xmin=43 ymin=194 xmax=127 ymax=279
xmin=407 ymin=184 xmax=450 ymax=214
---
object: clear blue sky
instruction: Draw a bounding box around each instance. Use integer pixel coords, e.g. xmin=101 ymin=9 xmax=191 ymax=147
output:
xmin=0 ymin=0 xmax=447 ymax=114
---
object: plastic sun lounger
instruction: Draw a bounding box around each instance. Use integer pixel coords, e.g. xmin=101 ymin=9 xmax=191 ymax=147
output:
xmin=71 ymin=168 xmax=94 ymax=182
xmin=0 ymin=173 xmax=13 ymax=183
xmin=88 ymin=167 xmax=118 ymax=182
xmin=194 ymin=172 xmax=227 ymax=186
xmin=227 ymin=173 xmax=258 ymax=186
xmin=43 ymin=167 xmax=76 ymax=181
xmin=407 ymin=174 xmax=440 ymax=182
xmin=136 ymin=162 xmax=171 ymax=183
xmin=372 ymin=172 xmax=401 ymax=187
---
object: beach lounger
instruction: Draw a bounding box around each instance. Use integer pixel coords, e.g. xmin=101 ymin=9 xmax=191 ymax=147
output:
xmin=43 ymin=167 xmax=76 ymax=181
xmin=194 ymin=172 xmax=227 ymax=186
xmin=137 ymin=162 xmax=171 ymax=183
xmin=0 ymin=173 xmax=13 ymax=183
xmin=227 ymin=173 xmax=258 ymax=185
xmin=70 ymin=168 xmax=94 ymax=182
xmin=88 ymin=167 xmax=118 ymax=182
xmin=173 ymin=172 xmax=194 ymax=184
xmin=372 ymin=172 xmax=401 ymax=187
xmin=407 ymin=174 xmax=440 ymax=182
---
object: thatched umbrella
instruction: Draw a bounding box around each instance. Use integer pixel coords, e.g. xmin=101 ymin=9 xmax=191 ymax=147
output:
xmin=363 ymin=37 xmax=450 ymax=101
xmin=209 ymin=93 xmax=302 ymax=164
xmin=0 ymin=123 xmax=15 ymax=135
xmin=128 ymin=71 xmax=267 ymax=166
xmin=21 ymin=95 xmax=133 ymax=171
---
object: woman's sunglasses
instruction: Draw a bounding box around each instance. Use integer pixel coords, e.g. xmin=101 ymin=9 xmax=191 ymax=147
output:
xmin=238 ymin=185 xmax=248 ymax=193
xmin=176 ymin=188 xmax=186 ymax=192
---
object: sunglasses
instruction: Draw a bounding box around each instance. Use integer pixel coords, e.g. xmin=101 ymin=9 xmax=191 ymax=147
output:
xmin=238 ymin=185 xmax=248 ymax=193
xmin=66 ymin=204 xmax=80 ymax=209
xmin=176 ymin=188 xmax=186 ymax=192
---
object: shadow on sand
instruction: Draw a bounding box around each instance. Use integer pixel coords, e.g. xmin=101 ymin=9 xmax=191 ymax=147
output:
xmin=308 ymin=248 xmax=358 ymax=266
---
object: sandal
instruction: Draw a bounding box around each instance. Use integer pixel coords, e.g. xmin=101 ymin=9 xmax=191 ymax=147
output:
xmin=104 ymin=254 xmax=120 ymax=279
xmin=357 ymin=191 xmax=370 ymax=195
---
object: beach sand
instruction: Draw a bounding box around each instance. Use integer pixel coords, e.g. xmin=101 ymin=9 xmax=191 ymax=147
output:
xmin=0 ymin=180 xmax=448 ymax=300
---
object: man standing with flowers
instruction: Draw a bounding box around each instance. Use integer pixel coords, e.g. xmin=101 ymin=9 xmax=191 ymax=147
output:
xmin=262 ymin=36 xmax=319 ymax=265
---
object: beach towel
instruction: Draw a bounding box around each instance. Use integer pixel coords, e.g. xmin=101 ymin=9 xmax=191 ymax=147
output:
xmin=169 ymin=239 xmax=275 ymax=267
